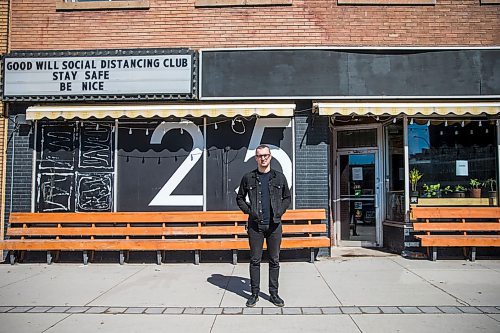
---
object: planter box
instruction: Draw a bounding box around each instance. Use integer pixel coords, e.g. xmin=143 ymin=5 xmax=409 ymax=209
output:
xmin=412 ymin=197 xmax=497 ymax=207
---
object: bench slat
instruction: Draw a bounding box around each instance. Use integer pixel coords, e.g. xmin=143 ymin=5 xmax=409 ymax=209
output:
xmin=415 ymin=235 xmax=500 ymax=247
xmin=413 ymin=223 xmax=500 ymax=232
xmin=0 ymin=237 xmax=331 ymax=251
xmin=411 ymin=207 xmax=500 ymax=219
xmin=6 ymin=226 xmax=244 ymax=236
xmin=8 ymin=209 xmax=326 ymax=224
xmin=6 ymin=224 xmax=327 ymax=237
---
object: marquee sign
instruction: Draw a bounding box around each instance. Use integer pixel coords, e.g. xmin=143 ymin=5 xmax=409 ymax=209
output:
xmin=2 ymin=49 xmax=197 ymax=101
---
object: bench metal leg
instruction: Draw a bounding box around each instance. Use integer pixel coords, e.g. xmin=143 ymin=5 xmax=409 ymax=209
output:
xmin=470 ymin=247 xmax=476 ymax=262
xmin=119 ymin=251 xmax=125 ymax=265
xmin=19 ymin=251 xmax=26 ymax=263
xmin=310 ymin=248 xmax=315 ymax=263
xmin=232 ymin=250 xmax=238 ymax=265
xmin=194 ymin=250 xmax=200 ymax=265
xmin=156 ymin=251 xmax=162 ymax=265
xmin=47 ymin=251 xmax=53 ymax=265
xmin=83 ymin=251 xmax=89 ymax=265
xmin=431 ymin=247 xmax=437 ymax=261
xmin=9 ymin=251 xmax=15 ymax=265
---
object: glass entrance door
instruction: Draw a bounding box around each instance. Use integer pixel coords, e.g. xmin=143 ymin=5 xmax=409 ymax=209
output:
xmin=338 ymin=152 xmax=379 ymax=244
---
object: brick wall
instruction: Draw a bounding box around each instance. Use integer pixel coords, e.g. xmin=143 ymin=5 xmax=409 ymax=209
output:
xmin=9 ymin=0 xmax=499 ymax=50
xmin=0 ymin=0 xmax=8 ymax=246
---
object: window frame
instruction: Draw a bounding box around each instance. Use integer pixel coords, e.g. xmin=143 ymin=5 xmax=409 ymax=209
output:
xmin=56 ymin=0 xmax=150 ymax=11
xmin=337 ymin=0 xmax=435 ymax=4
xmin=407 ymin=119 xmax=498 ymax=207
xmin=194 ymin=0 xmax=292 ymax=7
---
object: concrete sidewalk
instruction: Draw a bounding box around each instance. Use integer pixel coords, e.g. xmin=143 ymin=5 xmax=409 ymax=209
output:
xmin=0 ymin=251 xmax=499 ymax=333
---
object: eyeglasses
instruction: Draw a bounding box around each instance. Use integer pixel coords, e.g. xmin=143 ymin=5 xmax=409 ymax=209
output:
xmin=255 ymin=154 xmax=270 ymax=160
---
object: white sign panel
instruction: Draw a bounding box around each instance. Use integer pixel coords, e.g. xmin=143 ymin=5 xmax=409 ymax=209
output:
xmin=4 ymin=54 xmax=193 ymax=98
xmin=456 ymin=160 xmax=469 ymax=176
xmin=352 ymin=167 xmax=363 ymax=181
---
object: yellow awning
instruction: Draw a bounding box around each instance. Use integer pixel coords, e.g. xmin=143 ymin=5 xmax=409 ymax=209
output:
xmin=26 ymin=103 xmax=296 ymax=120
xmin=315 ymin=102 xmax=500 ymax=116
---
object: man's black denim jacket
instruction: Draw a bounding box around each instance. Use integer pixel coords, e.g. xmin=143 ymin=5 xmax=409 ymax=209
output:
xmin=236 ymin=169 xmax=291 ymax=224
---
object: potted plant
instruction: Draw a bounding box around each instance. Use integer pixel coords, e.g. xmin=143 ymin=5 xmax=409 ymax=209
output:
xmin=484 ymin=178 xmax=497 ymax=199
xmin=409 ymin=168 xmax=423 ymax=196
xmin=452 ymin=184 xmax=466 ymax=198
xmin=469 ymin=178 xmax=483 ymax=198
xmin=422 ymin=183 xmax=441 ymax=198
xmin=442 ymin=185 xmax=453 ymax=197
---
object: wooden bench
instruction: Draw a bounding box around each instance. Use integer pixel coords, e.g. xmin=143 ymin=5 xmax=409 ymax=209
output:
xmin=0 ymin=209 xmax=329 ymax=265
xmin=411 ymin=207 xmax=500 ymax=261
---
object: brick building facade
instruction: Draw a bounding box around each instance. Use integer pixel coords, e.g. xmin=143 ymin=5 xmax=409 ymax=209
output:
xmin=8 ymin=0 xmax=499 ymax=49
xmin=2 ymin=1 xmax=499 ymax=258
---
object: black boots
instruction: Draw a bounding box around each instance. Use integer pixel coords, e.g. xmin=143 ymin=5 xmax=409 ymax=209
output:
xmin=246 ymin=293 xmax=284 ymax=307
xmin=246 ymin=293 xmax=259 ymax=307
xmin=270 ymin=293 xmax=285 ymax=307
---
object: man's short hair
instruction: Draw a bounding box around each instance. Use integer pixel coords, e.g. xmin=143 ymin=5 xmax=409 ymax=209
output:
xmin=255 ymin=144 xmax=270 ymax=153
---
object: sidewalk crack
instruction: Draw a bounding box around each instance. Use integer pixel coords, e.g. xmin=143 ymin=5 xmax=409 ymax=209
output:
xmin=0 ymin=268 xmax=48 ymax=290
xmin=390 ymin=258 xmax=469 ymax=306
xmin=476 ymin=262 xmax=500 ymax=273
xmin=218 ymin=265 xmax=236 ymax=308
xmin=83 ymin=266 xmax=148 ymax=306
xmin=313 ymin=262 xmax=343 ymax=305
xmin=348 ymin=314 xmax=364 ymax=333
xmin=41 ymin=313 xmax=73 ymax=333
xmin=209 ymin=314 xmax=218 ymax=333
xmin=486 ymin=313 xmax=500 ymax=323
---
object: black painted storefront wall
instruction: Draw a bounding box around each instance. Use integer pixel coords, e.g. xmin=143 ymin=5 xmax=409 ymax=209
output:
xmin=4 ymin=117 xmax=33 ymax=231
xmin=13 ymin=117 xmax=294 ymax=213
xmin=34 ymin=122 xmax=115 ymax=212
xmin=294 ymin=106 xmax=331 ymax=256
xmin=201 ymin=49 xmax=499 ymax=98
xmin=294 ymin=107 xmax=330 ymax=211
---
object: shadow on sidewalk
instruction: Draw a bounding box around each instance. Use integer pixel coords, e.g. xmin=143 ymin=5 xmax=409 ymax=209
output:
xmin=207 ymin=274 xmax=271 ymax=301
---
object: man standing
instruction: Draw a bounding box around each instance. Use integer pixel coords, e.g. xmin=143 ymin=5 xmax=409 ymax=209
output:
xmin=236 ymin=144 xmax=291 ymax=307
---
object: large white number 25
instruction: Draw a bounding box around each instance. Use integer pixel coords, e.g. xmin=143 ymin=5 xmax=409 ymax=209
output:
xmin=149 ymin=120 xmax=203 ymax=206
xmin=148 ymin=118 xmax=292 ymax=206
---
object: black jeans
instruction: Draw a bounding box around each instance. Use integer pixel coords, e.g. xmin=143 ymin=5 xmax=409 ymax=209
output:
xmin=247 ymin=222 xmax=282 ymax=295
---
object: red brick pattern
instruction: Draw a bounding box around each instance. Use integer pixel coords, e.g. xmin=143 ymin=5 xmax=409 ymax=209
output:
xmin=8 ymin=0 xmax=500 ymax=50
xmin=1 ymin=0 xmax=8 ymax=117
xmin=0 ymin=0 xmax=7 ymax=246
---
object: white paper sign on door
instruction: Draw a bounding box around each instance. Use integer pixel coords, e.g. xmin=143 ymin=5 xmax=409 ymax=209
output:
xmin=352 ymin=167 xmax=363 ymax=181
xmin=456 ymin=160 xmax=469 ymax=176
xmin=399 ymin=167 xmax=404 ymax=181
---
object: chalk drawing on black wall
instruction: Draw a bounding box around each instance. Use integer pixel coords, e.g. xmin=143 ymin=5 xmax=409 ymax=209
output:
xmin=78 ymin=122 xmax=113 ymax=169
xmin=37 ymin=173 xmax=73 ymax=212
xmin=36 ymin=121 xmax=115 ymax=213
xmin=39 ymin=124 xmax=76 ymax=171
xmin=76 ymin=172 xmax=113 ymax=212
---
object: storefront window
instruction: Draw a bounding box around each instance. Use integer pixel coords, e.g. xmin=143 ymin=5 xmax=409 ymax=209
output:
xmin=385 ymin=122 xmax=405 ymax=220
xmin=409 ymin=119 xmax=498 ymax=206
xmin=337 ymin=128 xmax=377 ymax=149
